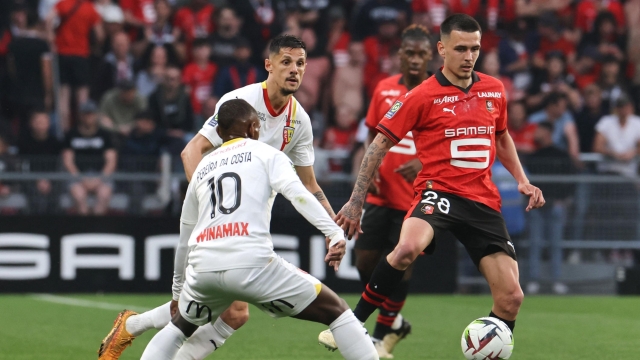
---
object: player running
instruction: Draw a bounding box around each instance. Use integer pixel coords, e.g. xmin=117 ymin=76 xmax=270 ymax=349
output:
xmin=318 ymin=25 xmax=432 ymax=359
xmin=98 ymin=35 xmax=336 ymax=360
xmin=333 ymin=14 xmax=545 ymax=344
xmin=139 ymin=99 xmax=378 ymax=360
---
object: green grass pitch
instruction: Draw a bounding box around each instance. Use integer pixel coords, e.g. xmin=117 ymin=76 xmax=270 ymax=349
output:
xmin=0 ymin=294 xmax=638 ymax=359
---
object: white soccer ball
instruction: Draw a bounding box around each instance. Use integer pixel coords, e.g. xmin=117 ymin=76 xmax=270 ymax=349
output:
xmin=461 ymin=317 xmax=514 ymax=359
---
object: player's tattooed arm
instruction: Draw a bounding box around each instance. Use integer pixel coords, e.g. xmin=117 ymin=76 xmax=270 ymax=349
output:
xmin=337 ymin=133 xmax=393 ymax=239
xmin=312 ymin=190 xmax=337 ymax=218
xmin=294 ymin=165 xmax=336 ymax=218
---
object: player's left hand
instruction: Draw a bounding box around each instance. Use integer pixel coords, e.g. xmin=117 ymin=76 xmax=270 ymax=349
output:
xmin=518 ymin=183 xmax=545 ymax=211
xmin=335 ymin=201 xmax=363 ymax=240
xmin=170 ymin=300 xmax=179 ymax=317
xmin=325 ymin=240 xmax=346 ymax=271
xmin=394 ymin=159 xmax=422 ymax=183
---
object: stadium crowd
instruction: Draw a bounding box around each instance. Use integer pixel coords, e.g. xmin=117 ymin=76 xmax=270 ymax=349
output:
xmin=1 ymin=0 xmax=640 ymax=270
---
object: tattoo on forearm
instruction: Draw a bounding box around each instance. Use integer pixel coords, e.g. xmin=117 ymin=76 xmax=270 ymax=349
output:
xmin=350 ymin=137 xmax=389 ymax=210
xmin=313 ymin=191 xmax=336 ymax=217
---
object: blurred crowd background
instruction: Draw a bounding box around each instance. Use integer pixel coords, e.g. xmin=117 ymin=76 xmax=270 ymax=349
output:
xmin=1 ymin=0 xmax=640 ymax=284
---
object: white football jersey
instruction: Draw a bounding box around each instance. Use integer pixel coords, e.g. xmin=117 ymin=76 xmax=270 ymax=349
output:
xmin=199 ymin=82 xmax=314 ymax=167
xmin=181 ymin=138 xmax=339 ymax=272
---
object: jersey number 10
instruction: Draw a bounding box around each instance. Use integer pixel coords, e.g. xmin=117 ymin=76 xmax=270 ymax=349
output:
xmin=450 ymin=139 xmax=491 ymax=169
xmin=207 ymin=172 xmax=242 ymax=218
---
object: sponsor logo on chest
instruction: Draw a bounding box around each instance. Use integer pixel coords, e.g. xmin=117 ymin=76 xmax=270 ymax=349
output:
xmin=476 ymin=92 xmax=502 ymax=98
xmin=433 ymin=95 xmax=458 ymax=105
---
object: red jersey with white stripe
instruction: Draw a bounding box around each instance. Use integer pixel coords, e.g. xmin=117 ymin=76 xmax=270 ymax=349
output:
xmin=365 ymin=74 xmax=416 ymax=211
xmin=183 ymin=62 xmax=218 ymax=115
xmin=376 ymin=70 xmax=507 ymax=212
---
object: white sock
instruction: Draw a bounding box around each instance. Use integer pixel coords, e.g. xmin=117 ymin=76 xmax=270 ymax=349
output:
xmin=140 ymin=322 xmax=187 ymax=360
xmin=174 ymin=317 xmax=235 ymax=360
xmin=126 ymin=302 xmax=171 ymax=336
xmin=330 ymin=310 xmax=379 ymax=360
xmin=391 ymin=313 xmax=403 ymax=330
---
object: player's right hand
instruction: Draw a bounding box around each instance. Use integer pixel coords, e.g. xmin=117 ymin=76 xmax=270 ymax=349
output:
xmin=325 ymin=240 xmax=346 ymax=271
xmin=335 ymin=201 xmax=363 ymax=240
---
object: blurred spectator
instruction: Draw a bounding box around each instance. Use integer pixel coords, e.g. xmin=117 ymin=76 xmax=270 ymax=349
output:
xmin=121 ymin=110 xmax=166 ymax=157
xmin=528 ymin=12 xmax=575 ymax=68
xmin=579 ymin=11 xmax=625 ymax=62
xmin=498 ymin=18 xmax=530 ymax=92
xmin=182 ymin=39 xmax=217 ymax=118
xmin=230 ymin=0 xmax=285 ymax=66
xmin=363 ymin=19 xmax=401 ymax=98
xmin=95 ymin=0 xmax=125 ymax=56
xmin=480 ymin=50 xmax=518 ymax=100
xmin=62 ymin=101 xmax=117 ymax=215
xmin=145 ymin=0 xmax=179 ymax=47
xmin=411 ymin=0 xmax=447 ymax=33
xmin=213 ymin=38 xmax=266 ymax=99
xmin=571 ymin=46 xmax=600 ymax=90
xmin=46 ymin=0 xmax=103 ymax=132
xmin=350 ymin=0 xmax=410 ymax=42
xmin=136 ymin=44 xmax=179 ymax=97
xmin=295 ymin=27 xmax=331 ymax=113
xmin=594 ymin=94 xmax=640 ymax=178
xmin=94 ymin=31 xmax=134 ymax=101
xmin=528 ymin=92 xmax=580 ymax=163
xmin=296 ymin=1 xmax=333 ymax=59
xmin=209 ymin=6 xmax=244 ymax=67
xmin=120 ymin=0 xmax=156 ymax=33
xmin=0 ymin=134 xmax=18 ymax=200
xmin=99 ymin=80 xmax=146 ymax=137
xmin=526 ymin=51 xmax=580 ymax=111
xmin=627 ymin=0 xmax=640 ymax=103
xmin=526 ymin=121 xmax=575 ymax=295
xmin=326 ymin=5 xmax=350 ymax=67
xmin=507 ymin=100 xmax=536 ymax=155
xmin=6 ymin=11 xmax=52 ymax=132
xmin=148 ymin=66 xmax=193 ymax=154
xmin=173 ymin=0 xmax=214 ymax=60
xmin=322 ymin=104 xmax=359 ymax=172
xmin=575 ymin=84 xmax=605 ymax=153
xmin=332 ymin=42 xmax=365 ymax=127
xmin=17 ymin=111 xmax=62 ymax=213
xmin=574 ymin=0 xmax=625 ymax=35
xmin=597 ymin=56 xmax=626 ymax=113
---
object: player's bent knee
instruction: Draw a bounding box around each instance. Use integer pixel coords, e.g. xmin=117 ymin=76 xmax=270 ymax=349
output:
xmin=220 ymin=302 xmax=250 ymax=329
xmin=388 ymin=244 xmax=421 ymax=270
xmin=495 ymin=288 xmax=524 ymax=318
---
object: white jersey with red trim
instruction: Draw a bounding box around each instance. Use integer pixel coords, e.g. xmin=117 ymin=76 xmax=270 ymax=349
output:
xmin=181 ymin=138 xmax=342 ymax=272
xmin=199 ymin=82 xmax=314 ymax=166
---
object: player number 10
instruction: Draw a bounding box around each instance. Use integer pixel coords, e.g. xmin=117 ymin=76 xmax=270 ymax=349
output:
xmin=450 ymin=138 xmax=491 ymax=169
xmin=421 ymin=191 xmax=451 ymax=214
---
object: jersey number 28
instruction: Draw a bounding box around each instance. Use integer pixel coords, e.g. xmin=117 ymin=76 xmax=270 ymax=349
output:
xmin=207 ymin=172 xmax=242 ymax=218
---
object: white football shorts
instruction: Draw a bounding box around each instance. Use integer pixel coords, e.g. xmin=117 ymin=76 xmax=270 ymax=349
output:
xmin=178 ymin=255 xmax=321 ymax=326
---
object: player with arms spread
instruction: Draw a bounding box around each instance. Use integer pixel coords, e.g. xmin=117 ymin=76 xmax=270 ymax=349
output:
xmin=335 ymin=14 xmax=545 ymax=339
xmin=98 ymin=35 xmax=336 ymax=360
xmin=319 ymin=25 xmax=432 ymax=359
xmin=139 ymin=99 xmax=378 ymax=360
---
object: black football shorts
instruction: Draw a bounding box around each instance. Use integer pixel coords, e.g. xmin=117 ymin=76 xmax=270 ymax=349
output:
xmin=408 ymin=189 xmax=517 ymax=268
xmin=355 ymin=203 xmax=405 ymax=251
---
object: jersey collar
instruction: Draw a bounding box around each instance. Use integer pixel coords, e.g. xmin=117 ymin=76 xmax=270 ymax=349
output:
xmin=221 ymin=138 xmax=245 ymax=147
xmin=261 ymin=81 xmax=291 ymax=117
xmin=435 ymin=68 xmax=480 ymax=94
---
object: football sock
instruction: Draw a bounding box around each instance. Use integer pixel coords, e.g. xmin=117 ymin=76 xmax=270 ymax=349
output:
xmin=175 ymin=317 xmax=235 ymax=360
xmin=140 ymin=322 xmax=187 ymax=360
xmin=126 ymin=302 xmax=171 ymax=336
xmin=354 ymin=257 xmax=406 ymax=323
xmin=489 ymin=311 xmax=515 ymax=332
xmin=330 ymin=309 xmax=378 ymax=360
xmin=373 ymin=279 xmax=409 ymax=339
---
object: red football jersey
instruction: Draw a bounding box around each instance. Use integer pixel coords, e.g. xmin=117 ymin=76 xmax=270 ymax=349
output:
xmin=174 ymin=5 xmax=215 ymax=44
xmin=376 ymin=70 xmax=507 ymax=212
xmin=182 ymin=62 xmax=218 ymax=115
xmin=365 ymin=74 xmax=417 ymax=211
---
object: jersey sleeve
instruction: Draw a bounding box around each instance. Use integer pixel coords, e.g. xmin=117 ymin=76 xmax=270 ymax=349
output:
xmin=180 ymin=179 xmax=199 ymax=225
xmin=287 ymin=111 xmax=315 ymax=167
xmin=266 ymin=150 xmax=300 ymax=193
xmin=198 ymin=93 xmax=234 ymax=148
xmin=364 ymin=85 xmax=383 ymax=129
xmin=376 ymin=91 xmax=424 ymax=145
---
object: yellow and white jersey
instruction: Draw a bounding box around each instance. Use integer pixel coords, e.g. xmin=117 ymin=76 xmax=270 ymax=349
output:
xmin=181 ymin=138 xmax=341 ymax=272
xmin=199 ymin=82 xmax=314 ymax=167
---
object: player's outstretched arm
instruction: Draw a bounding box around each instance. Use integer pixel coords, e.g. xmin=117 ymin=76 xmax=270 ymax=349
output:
xmin=337 ymin=133 xmax=394 ymax=239
xmin=495 ymin=131 xmax=545 ymax=211
xmin=294 ymin=165 xmax=336 ymax=218
xmin=181 ymin=134 xmax=214 ymax=182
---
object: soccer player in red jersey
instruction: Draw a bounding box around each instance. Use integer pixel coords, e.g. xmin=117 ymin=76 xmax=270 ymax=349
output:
xmin=336 ymin=14 xmax=545 ymax=337
xmin=355 ymin=25 xmax=432 ymax=358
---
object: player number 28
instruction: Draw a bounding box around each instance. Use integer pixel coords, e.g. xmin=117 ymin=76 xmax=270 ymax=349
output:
xmin=450 ymin=138 xmax=491 ymax=169
xmin=421 ymin=191 xmax=451 ymax=214
xmin=207 ymin=172 xmax=242 ymax=218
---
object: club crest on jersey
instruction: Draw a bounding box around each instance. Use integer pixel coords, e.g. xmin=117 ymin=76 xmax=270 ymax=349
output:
xmin=283 ymin=126 xmax=295 ymax=146
xmin=486 ymin=100 xmax=495 ymax=113
xmin=385 ymin=100 xmax=403 ymax=119
xmin=421 ymin=204 xmax=434 ymax=215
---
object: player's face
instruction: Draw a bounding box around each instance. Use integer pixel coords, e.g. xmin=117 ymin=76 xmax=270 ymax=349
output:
xmin=247 ymin=113 xmax=261 ymax=140
xmin=399 ymin=39 xmax=432 ymax=80
xmin=438 ymin=30 xmax=481 ymax=80
xmin=265 ymin=48 xmax=307 ymax=96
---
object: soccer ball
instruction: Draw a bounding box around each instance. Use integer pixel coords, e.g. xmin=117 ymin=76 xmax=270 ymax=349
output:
xmin=461 ymin=317 xmax=514 ymax=359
